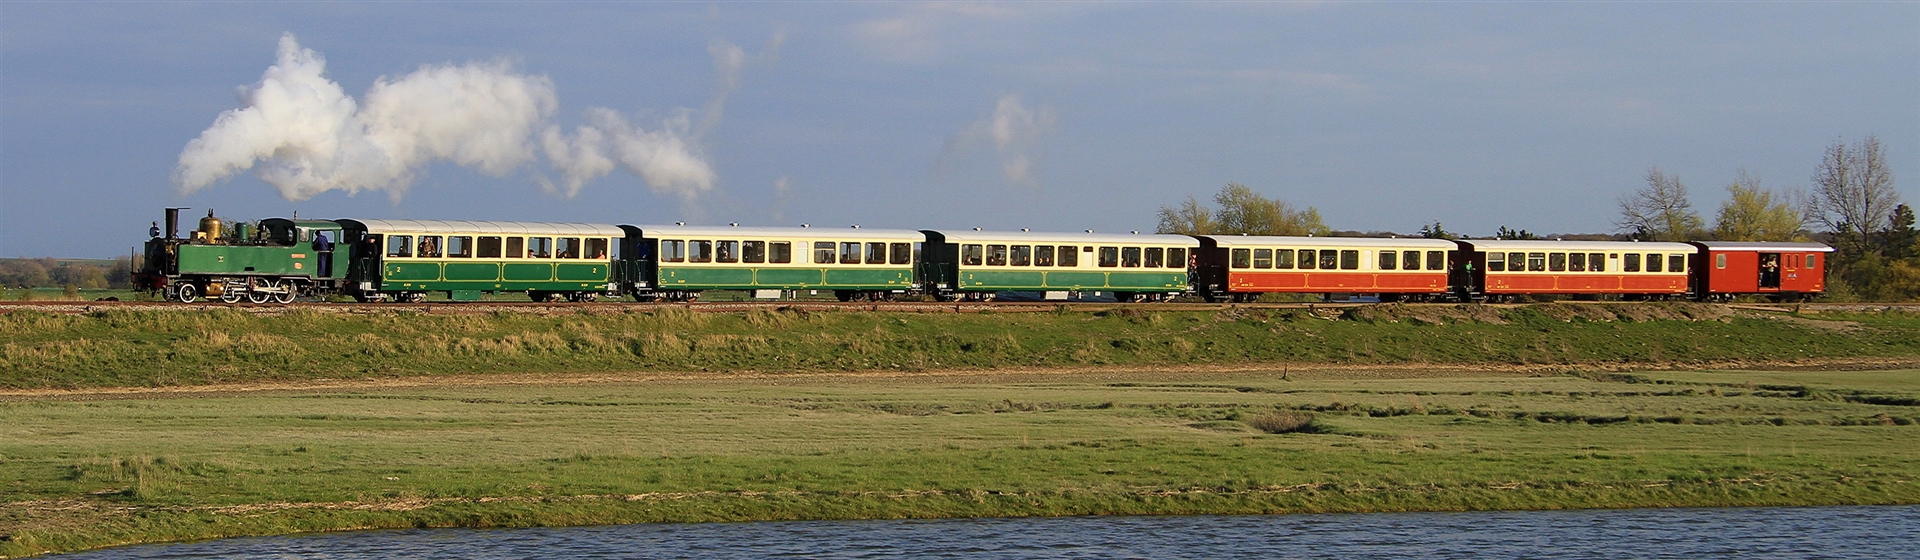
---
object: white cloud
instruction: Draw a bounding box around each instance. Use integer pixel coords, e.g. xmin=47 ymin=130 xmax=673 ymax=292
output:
xmin=940 ymin=94 xmax=1058 ymax=184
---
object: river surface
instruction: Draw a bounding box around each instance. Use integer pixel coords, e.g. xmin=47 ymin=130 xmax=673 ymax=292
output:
xmin=64 ymin=505 xmax=1920 ymax=559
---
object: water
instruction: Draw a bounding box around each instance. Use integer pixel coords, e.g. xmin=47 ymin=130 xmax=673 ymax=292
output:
xmin=64 ymin=506 xmax=1920 ymax=559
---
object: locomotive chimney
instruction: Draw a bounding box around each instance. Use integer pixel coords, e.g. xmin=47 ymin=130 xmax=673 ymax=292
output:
xmin=164 ymin=207 xmax=187 ymax=239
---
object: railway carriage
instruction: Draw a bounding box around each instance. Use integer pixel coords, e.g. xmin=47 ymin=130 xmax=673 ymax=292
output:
xmin=336 ymin=219 xmax=623 ymax=303
xmin=918 ymin=230 xmax=1197 ymax=301
xmin=1193 ymin=236 xmax=1456 ymax=302
xmin=1690 ymin=241 xmax=1833 ymax=302
xmin=621 ymin=225 xmax=923 ymax=301
xmin=1458 ymin=240 xmax=1694 ymax=301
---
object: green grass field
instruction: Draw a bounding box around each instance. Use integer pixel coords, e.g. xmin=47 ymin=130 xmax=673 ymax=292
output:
xmin=3 ymin=304 xmax=1919 ymax=556
xmin=3 ymin=366 xmax=1917 ymax=557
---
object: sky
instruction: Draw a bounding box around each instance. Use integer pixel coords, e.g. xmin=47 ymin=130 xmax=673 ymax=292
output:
xmin=2 ymin=2 xmax=1916 ymax=258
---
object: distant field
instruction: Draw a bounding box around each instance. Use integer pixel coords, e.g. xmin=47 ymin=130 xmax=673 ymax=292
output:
xmin=3 ymin=366 xmax=1916 ymax=557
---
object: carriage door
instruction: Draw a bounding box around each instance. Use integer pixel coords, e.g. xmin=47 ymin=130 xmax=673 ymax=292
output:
xmin=1758 ymin=252 xmax=1782 ymax=289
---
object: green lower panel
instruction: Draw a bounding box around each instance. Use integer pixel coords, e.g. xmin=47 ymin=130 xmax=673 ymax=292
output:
xmin=557 ymin=263 xmax=608 ymax=283
xmin=822 ymin=268 xmax=911 ymax=289
xmin=1108 ymin=271 xmax=1186 ymax=289
xmin=444 ymin=262 xmax=502 ymax=281
xmin=503 ymin=263 xmax=554 ymax=282
xmin=961 ymin=271 xmax=1047 ymax=290
xmin=662 ymin=267 xmax=754 ymax=288
xmin=755 ymin=268 xmax=825 ymax=287
xmin=1043 ymin=271 xmax=1108 ymax=289
xmin=176 ymin=245 xmax=313 ymax=276
xmin=385 ymin=263 xmax=441 ymax=282
xmin=449 ymin=290 xmax=483 ymax=301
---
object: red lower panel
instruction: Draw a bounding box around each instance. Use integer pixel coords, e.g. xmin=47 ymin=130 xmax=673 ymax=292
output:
xmin=1486 ymin=274 xmax=1686 ymax=294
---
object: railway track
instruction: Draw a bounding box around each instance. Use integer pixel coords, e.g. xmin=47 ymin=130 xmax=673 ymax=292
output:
xmin=2 ymin=299 xmax=1916 ymax=316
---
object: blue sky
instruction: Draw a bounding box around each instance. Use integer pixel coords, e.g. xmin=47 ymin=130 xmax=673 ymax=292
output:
xmin=3 ymin=2 xmax=1915 ymax=258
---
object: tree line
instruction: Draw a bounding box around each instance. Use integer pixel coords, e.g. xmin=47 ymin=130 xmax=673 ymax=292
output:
xmin=0 ymin=257 xmax=133 ymax=290
xmin=1154 ymin=135 xmax=1916 ymax=301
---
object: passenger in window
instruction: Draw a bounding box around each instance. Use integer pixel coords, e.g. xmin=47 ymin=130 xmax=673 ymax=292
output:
xmin=815 ymin=242 xmax=836 ymax=264
xmin=1231 ymin=248 xmax=1251 ymax=269
xmin=1548 ymin=253 xmax=1566 ymax=272
xmin=557 ymin=238 xmax=581 ymax=259
xmin=1406 ymin=251 xmax=1422 ymax=271
xmin=1011 ymin=245 xmax=1032 ymax=266
xmin=387 ymin=236 xmax=412 ymax=258
xmin=716 ymin=241 xmax=738 ymax=263
xmin=1098 ymin=247 xmax=1119 ymax=267
xmin=1121 ymin=247 xmax=1143 ymax=267
xmin=689 ymin=240 xmax=713 ymax=263
xmin=588 ymin=238 xmax=609 ymax=259
xmin=1589 ymin=253 xmax=1606 ymax=272
xmin=1320 ymin=251 xmax=1340 ymax=270
xmin=1527 ymin=253 xmax=1546 ymax=272
xmin=986 ymin=245 xmax=1008 ymax=266
xmin=1146 ymin=247 xmax=1165 ymax=268
xmin=1035 ymin=246 xmax=1055 ymax=267
xmin=418 ymin=236 xmax=442 ymax=258
xmin=1569 ymin=253 xmax=1585 ymax=272
xmin=743 ymin=241 xmax=765 ymax=263
xmin=961 ymin=244 xmax=984 ymax=266
xmin=1297 ymin=250 xmax=1315 ymax=269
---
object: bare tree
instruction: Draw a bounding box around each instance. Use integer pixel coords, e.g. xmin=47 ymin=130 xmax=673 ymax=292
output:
xmin=1617 ymin=166 xmax=1703 ymax=241
xmin=1810 ymin=135 xmax=1902 ymax=240
xmin=1712 ymin=170 xmax=1805 ymax=241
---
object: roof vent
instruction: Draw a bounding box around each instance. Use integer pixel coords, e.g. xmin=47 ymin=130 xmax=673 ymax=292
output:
xmin=730 ymin=222 xmax=738 ymax=227
xmin=1131 ymin=231 xmax=1139 ymax=234
xmin=801 ymin=223 xmax=810 ymax=228
xmin=1085 ymin=229 xmax=1094 ymax=233
xmin=851 ymin=224 xmax=860 ymax=229
xmin=1021 ymin=228 xmax=1030 ymax=232
xmin=974 ymin=227 xmax=982 ymax=231
xmin=676 ymin=221 xmax=685 ymax=226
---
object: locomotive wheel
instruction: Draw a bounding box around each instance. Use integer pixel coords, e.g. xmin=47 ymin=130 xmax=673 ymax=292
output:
xmin=273 ymin=281 xmax=297 ymax=304
xmin=247 ymin=280 xmax=272 ymax=304
xmin=176 ymin=283 xmax=200 ymax=303
xmin=220 ymin=285 xmax=243 ymax=304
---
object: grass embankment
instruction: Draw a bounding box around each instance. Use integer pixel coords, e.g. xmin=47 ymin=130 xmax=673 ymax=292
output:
xmin=4 ymin=303 xmax=1920 ymax=389
xmin=3 ymin=367 xmax=1919 ymax=556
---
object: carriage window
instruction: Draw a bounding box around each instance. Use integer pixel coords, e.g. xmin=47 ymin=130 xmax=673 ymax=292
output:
xmin=417 ymin=236 xmax=443 ymax=258
xmin=1589 ymin=253 xmax=1606 ymax=272
xmin=1714 ymin=253 xmax=1727 ymax=269
xmin=1427 ymin=251 xmax=1445 ymax=271
xmin=1644 ymin=253 xmax=1662 ymax=273
xmin=841 ymin=242 xmax=863 ymax=265
xmin=1379 ymin=250 xmax=1397 ymax=270
xmin=1527 ymin=252 xmax=1546 ymax=272
xmin=1168 ymin=247 xmax=1188 ymax=268
xmin=715 ymin=240 xmax=739 ymax=263
xmin=1806 ymin=254 xmax=1817 ymax=269
xmin=1146 ymin=247 xmax=1165 ymax=268
xmin=1318 ymin=250 xmax=1338 ymax=269
xmin=556 ymin=237 xmax=580 ymax=259
xmin=1624 ymin=253 xmax=1641 ymax=272
xmin=1298 ymin=249 xmax=1316 ymax=270
xmin=816 ymin=242 xmax=837 ymax=264
xmin=961 ymin=244 xmax=983 ymax=266
xmin=1253 ymin=248 xmax=1273 ymax=269
xmin=1231 ymin=248 xmax=1251 ymax=269
xmin=688 ymin=240 xmax=713 ymax=263
xmin=1548 ymin=253 xmax=1566 ymax=272
xmin=660 ymin=240 xmax=685 ymax=263
xmin=1010 ymin=245 xmax=1032 ymax=266
xmin=1486 ymin=252 xmax=1504 ymax=272
xmin=866 ymin=242 xmax=887 ymax=265
xmin=1035 ymin=245 xmax=1055 ymax=267
xmin=1099 ymin=246 xmax=1120 ymax=267
xmin=528 ymin=237 xmax=553 ymax=258
xmin=770 ymin=242 xmax=792 ymax=264
xmin=386 ymin=235 xmax=413 ymax=258
xmin=1339 ymin=250 xmax=1359 ymax=270
xmin=1273 ymin=248 xmax=1293 ymax=269
xmin=586 ymin=238 xmax=610 ymax=259
xmin=1507 ymin=253 xmax=1525 ymax=272
xmin=1058 ymin=246 xmax=1079 ymax=267
xmin=1669 ymin=255 xmax=1686 ymax=273
xmin=985 ymin=244 xmax=1008 ymax=266
xmin=1401 ymin=250 xmax=1419 ymax=271
xmin=447 ymin=236 xmax=473 ymax=258
xmin=478 ymin=236 xmax=502 ymax=258
xmin=1122 ymin=247 xmax=1143 ymax=267
xmin=743 ymin=241 xmax=766 ymax=263
xmin=890 ymin=243 xmax=911 ymax=265
xmin=1569 ymin=252 xmax=1586 ymax=272
xmin=506 ymin=237 xmax=525 ymax=259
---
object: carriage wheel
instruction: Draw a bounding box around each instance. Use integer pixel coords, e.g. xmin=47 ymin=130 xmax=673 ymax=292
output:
xmin=406 ymin=292 xmax=427 ymax=304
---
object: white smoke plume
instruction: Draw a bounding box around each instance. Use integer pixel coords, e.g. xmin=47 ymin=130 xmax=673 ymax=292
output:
xmin=937 ymin=94 xmax=1057 ymax=184
xmin=175 ymin=33 xmax=730 ymax=202
xmin=175 ymin=34 xmax=557 ymax=201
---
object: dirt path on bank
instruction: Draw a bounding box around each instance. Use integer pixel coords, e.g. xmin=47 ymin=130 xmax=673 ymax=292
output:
xmin=5 ymin=356 xmax=1917 ymax=402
